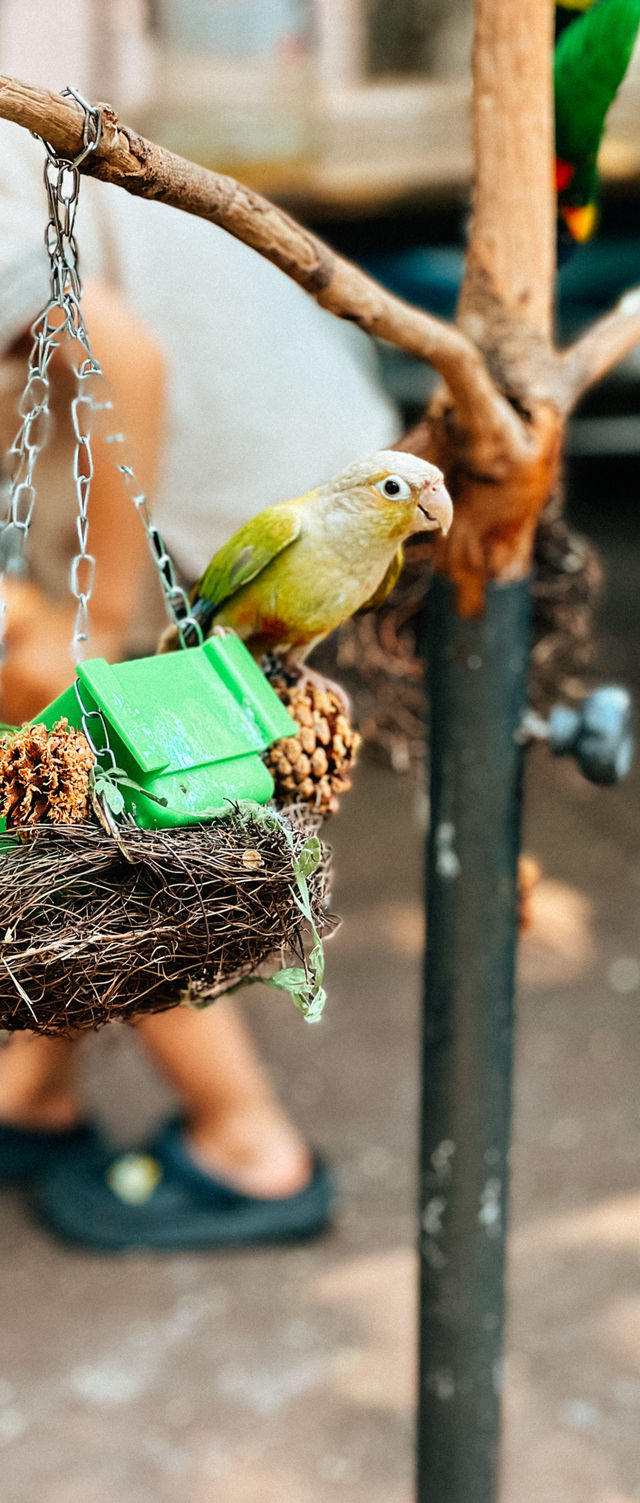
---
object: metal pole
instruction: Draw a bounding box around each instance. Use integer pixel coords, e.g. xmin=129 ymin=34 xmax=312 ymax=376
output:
xmin=417 ymin=575 xmax=531 ymax=1503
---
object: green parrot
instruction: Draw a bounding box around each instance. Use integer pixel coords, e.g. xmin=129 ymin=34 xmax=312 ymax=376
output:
xmin=163 ymin=451 xmax=452 ymax=670
xmin=555 ymin=0 xmax=597 ymax=40
xmin=555 ymin=0 xmax=640 ymax=245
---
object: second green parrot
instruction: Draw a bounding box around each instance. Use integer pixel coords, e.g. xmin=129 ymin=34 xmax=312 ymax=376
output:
xmin=555 ymin=0 xmax=640 ymax=245
xmin=165 ymin=451 xmax=452 ymax=668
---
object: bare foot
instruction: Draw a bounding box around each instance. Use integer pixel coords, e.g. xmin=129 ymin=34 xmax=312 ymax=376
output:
xmin=185 ymin=1111 xmax=312 ymax=1199
xmin=0 ymin=1035 xmax=83 ymax=1132
xmin=0 ymin=1093 xmax=83 ymax=1133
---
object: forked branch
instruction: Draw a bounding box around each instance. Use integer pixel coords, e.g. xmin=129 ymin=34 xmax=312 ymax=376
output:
xmin=560 ymin=287 xmax=640 ymax=409
xmin=0 ymin=73 xmax=520 ymax=447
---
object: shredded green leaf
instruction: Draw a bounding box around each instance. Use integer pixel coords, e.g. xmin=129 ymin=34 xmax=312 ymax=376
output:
xmin=267 ymin=831 xmax=327 ymax=1023
xmin=90 ymin=765 xmax=169 ymax=813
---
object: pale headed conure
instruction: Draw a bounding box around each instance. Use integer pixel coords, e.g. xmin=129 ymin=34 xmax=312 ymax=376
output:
xmin=163 ymin=451 xmax=452 ymax=671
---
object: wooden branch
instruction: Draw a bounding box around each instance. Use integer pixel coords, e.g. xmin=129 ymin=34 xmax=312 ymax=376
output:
xmin=560 ymin=287 xmax=640 ymax=409
xmin=0 ymin=73 xmax=521 ymax=448
xmin=458 ymin=0 xmax=555 ymax=355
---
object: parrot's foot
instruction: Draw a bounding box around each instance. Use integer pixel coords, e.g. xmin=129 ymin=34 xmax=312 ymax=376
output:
xmin=261 ymin=654 xmax=351 ymax=714
xmin=157 ymin=621 xmax=180 ymax=654
xmin=157 ymin=621 xmax=237 ymax=655
xmin=295 ymin=666 xmax=352 ymax=717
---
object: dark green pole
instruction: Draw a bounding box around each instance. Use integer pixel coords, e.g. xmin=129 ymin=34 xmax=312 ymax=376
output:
xmin=417 ymin=575 xmax=531 ymax=1503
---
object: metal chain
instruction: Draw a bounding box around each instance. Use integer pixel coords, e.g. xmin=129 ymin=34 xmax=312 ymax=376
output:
xmin=112 ymin=464 xmax=204 ymax=649
xmin=0 ymin=88 xmax=103 ymax=655
xmin=0 ymin=85 xmax=202 ymax=687
xmin=74 ymin=675 xmax=138 ymax=839
xmin=0 ymin=86 xmax=103 ymax=590
xmin=74 ymin=675 xmax=117 ymax=772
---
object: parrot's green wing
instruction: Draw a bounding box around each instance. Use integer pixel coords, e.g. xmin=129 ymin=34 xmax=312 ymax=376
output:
xmin=195 ymin=503 xmax=302 ymax=612
xmin=555 ymin=0 xmax=640 ymax=167
xmin=356 ymin=547 xmax=405 ymax=615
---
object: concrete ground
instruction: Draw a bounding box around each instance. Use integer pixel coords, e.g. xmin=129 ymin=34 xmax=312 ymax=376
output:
xmin=1 ymin=490 xmax=639 ymax=1503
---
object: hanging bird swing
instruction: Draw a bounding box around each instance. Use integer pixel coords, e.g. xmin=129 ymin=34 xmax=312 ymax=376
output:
xmin=0 ymin=91 xmax=334 ymax=1037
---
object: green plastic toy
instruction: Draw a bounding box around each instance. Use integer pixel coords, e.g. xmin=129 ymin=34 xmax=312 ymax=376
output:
xmin=35 ymin=634 xmax=297 ymax=829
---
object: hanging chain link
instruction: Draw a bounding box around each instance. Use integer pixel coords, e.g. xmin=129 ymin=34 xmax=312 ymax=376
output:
xmin=0 ymin=84 xmax=202 ymax=693
xmin=114 ymin=468 xmax=204 ymax=649
xmin=0 ymin=88 xmax=103 ymax=651
xmin=73 ymin=676 xmax=117 ymax=773
xmin=74 ymin=675 xmax=135 ymax=839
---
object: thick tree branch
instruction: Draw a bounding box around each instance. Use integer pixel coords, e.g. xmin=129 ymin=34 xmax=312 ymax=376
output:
xmin=0 ymin=73 xmax=523 ymax=449
xmin=560 ymin=287 xmax=640 ymax=409
xmin=458 ymin=0 xmax=555 ymax=392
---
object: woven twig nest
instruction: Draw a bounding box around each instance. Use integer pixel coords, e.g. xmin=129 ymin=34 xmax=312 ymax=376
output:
xmin=265 ymin=674 xmax=361 ymax=816
xmin=0 ymin=810 xmax=332 ymax=1037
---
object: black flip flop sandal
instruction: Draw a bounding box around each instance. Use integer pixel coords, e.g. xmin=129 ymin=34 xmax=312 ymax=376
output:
xmin=33 ymin=1116 xmax=335 ymax=1251
xmin=0 ymin=1120 xmax=102 ymax=1187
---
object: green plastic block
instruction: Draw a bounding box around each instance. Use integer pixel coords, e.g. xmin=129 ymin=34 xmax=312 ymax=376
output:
xmin=34 ymin=637 xmax=297 ymax=829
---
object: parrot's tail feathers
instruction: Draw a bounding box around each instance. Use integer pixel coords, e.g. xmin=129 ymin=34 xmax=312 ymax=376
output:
xmin=157 ymin=594 xmax=217 ymax=654
xmin=189 ymin=593 xmax=217 ymax=637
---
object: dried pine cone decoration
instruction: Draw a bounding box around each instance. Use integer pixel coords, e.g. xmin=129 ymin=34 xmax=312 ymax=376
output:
xmin=0 ymin=719 xmax=95 ymax=828
xmin=265 ymin=674 xmax=360 ymax=816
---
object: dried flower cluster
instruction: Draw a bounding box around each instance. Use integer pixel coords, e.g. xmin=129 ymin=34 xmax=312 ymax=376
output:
xmin=265 ymin=676 xmax=361 ymax=817
xmin=0 ymin=719 xmax=95 ymax=828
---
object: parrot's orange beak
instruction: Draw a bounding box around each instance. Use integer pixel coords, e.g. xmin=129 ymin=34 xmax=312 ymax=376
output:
xmin=417 ymin=476 xmax=453 ymax=536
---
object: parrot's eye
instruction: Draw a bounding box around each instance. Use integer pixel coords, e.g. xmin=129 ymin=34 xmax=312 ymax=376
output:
xmin=376 ymin=475 xmax=412 ymax=501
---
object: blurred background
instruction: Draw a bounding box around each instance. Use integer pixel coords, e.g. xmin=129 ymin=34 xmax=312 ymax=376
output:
xmin=0 ymin=4 xmax=639 ymax=1502
xmin=3 ymin=0 xmax=640 ymax=433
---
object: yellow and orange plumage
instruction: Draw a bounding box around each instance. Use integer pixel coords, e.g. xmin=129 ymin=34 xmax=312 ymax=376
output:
xmin=173 ymin=451 xmax=452 ymax=667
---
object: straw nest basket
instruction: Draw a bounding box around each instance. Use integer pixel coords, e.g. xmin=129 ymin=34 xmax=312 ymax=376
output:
xmin=0 ymin=808 xmax=332 ymax=1037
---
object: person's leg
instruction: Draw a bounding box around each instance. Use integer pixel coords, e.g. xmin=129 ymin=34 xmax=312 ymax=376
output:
xmin=0 ymin=997 xmax=309 ymax=1196
xmin=35 ymin=1000 xmax=331 ymax=1248
xmin=0 ymin=1034 xmax=82 ymax=1130
xmin=0 ymin=1003 xmax=312 ymax=1200
xmin=136 ymin=998 xmax=311 ymax=1199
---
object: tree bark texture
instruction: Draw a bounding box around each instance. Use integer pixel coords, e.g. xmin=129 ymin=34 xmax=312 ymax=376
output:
xmin=459 ymin=0 xmax=555 ymax=346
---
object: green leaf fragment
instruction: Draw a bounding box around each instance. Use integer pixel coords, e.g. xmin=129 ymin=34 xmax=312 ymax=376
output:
xmin=268 ymin=966 xmax=309 ymax=991
xmin=90 ymin=763 xmax=168 ymax=817
xmin=294 ymin=835 xmax=321 ymax=880
xmin=295 ymin=985 xmax=327 ymax=1023
xmin=309 ymin=939 xmax=325 ymax=985
xmin=101 ymin=781 xmax=125 ymax=815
